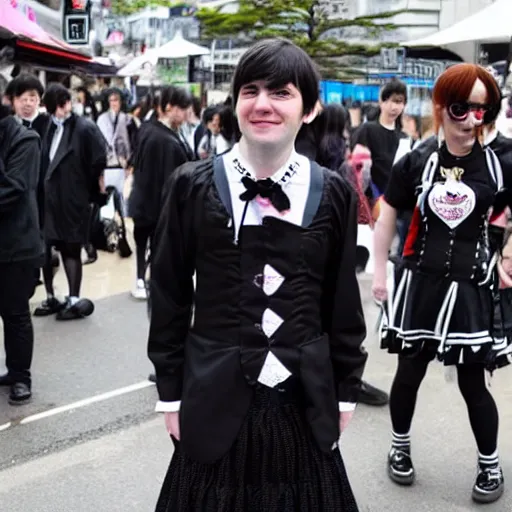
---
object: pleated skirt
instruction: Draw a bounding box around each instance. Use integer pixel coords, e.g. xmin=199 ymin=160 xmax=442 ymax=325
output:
xmin=155 ymin=384 xmax=359 ymax=512
xmin=380 ymin=265 xmax=506 ymax=367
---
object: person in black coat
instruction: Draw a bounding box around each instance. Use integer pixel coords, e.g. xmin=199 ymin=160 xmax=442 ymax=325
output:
xmin=0 ymin=105 xmax=43 ymax=404
xmin=148 ymin=39 xmax=366 ymax=511
xmin=7 ymin=74 xmax=52 ymax=283
xmin=34 ymin=84 xmax=107 ymax=321
xmin=129 ymin=86 xmax=193 ymax=300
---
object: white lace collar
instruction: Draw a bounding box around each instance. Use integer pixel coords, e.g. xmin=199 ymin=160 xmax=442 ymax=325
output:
xmin=226 ymin=143 xmax=302 ymax=188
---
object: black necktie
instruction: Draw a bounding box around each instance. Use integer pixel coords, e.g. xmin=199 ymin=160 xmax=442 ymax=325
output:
xmin=22 ymin=119 xmax=31 ymax=128
xmin=239 ymin=176 xmax=291 ymax=212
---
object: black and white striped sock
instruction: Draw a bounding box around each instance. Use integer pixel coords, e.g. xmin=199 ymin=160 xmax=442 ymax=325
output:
xmin=392 ymin=431 xmax=411 ymax=452
xmin=478 ymin=450 xmax=499 ymax=469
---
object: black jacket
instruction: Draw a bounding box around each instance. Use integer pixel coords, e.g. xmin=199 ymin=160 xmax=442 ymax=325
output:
xmin=42 ymin=114 xmax=107 ymax=243
xmin=148 ymin=158 xmax=367 ymax=464
xmin=130 ymin=120 xmax=191 ymax=227
xmin=0 ymin=114 xmax=43 ymax=263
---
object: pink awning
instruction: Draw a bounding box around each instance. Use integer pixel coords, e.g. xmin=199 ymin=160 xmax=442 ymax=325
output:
xmin=0 ymin=0 xmax=90 ymax=59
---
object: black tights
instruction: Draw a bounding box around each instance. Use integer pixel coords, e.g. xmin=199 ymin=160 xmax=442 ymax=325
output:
xmin=133 ymin=224 xmax=155 ymax=280
xmin=390 ymin=356 xmax=499 ymax=456
xmin=43 ymin=242 xmax=82 ymax=298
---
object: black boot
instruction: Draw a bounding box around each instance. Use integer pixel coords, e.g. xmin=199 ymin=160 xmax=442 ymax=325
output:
xmin=9 ymin=382 xmax=32 ymax=405
xmin=359 ymin=380 xmax=389 ymax=406
xmin=388 ymin=447 xmax=415 ymax=485
xmin=472 ymin=464 xmax=504 ymax=503
xmin=84 ymin=244 xmax=98 ymax=265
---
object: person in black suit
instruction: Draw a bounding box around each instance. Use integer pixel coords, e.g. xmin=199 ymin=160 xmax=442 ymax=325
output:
xmin=0 ymin=105 xmax=43 ymax=404
xmin=34 ymin=84 xmax=107 ymax=321
xmin=129 ymin=86 xmax=193 ymax=300
xmin=148 ymin=39 xmax=367 ymax=511
xmin=7 ymin=74 xmax=51 ymax=286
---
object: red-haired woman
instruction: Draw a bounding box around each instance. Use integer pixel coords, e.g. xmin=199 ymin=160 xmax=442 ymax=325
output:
xmin=372 ymin=63 xmax=510 ymax=504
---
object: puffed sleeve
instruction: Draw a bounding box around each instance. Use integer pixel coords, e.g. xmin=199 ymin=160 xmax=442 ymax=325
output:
xmin=321 ymin=172 xmax=368 ymax=403
xmin=383 ymin=151 xmax=419 ymax=211
xmin=147 ymin=164 xmax=198 ymax=402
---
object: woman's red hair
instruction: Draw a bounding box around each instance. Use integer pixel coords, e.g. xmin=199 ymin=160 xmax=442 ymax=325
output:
xmin=432 ymin=63 xmax=501 ymax=134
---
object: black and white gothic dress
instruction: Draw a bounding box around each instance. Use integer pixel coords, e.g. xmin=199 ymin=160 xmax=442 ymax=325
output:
xmin=150 ymin=145 xmax=367 ymax=512
xmin=380 ymin=141 xmax=512 ymax=368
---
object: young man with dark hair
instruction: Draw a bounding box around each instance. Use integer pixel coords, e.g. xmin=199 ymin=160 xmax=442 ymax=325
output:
xmin=7 ymin=73 xmax=48 ymax=134
xmin=148 ymin=38 xmax=366 ymax=511
xmin=129 ymin=85 xmax=193 ymax=300
xmin=0 ymin=104 xmax=42 ymax=404
xmin=34 ymin=84 xmax=107 ymax=320
xmin=8 ymin=74 xmax=51 ymax=285
xmin=352 ymin=78 xmax=408 ymax=196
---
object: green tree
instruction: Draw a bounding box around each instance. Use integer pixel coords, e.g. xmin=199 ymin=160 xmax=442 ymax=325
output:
xmin=196 ymin=0 xmax=407 ymax=78
xmin=110 ymin=0 xmax=175 ymax=16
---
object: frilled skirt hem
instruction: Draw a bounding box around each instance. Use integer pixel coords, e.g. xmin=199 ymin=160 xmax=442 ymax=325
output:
xmin=155 ymin=386 xmax=359 ymax=512
xmin=379 ymin=266 xmax=511 ymax=369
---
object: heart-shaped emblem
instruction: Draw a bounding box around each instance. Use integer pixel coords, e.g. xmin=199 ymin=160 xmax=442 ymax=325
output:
xmin=428 ymin=179 xmax=476 ymax=229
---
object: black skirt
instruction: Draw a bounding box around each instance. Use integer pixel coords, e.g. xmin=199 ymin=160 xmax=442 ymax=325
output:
xmin=492 ymin=287 xmax=512 ymax=368
xmin=155 ymin=384 xmax=359 ymax=512
xmin=379 ymin=265 xmax=509 ymax=368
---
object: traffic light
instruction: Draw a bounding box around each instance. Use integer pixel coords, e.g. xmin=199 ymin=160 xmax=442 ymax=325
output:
xmin=63 ymin=0 xmax=91 ymax=45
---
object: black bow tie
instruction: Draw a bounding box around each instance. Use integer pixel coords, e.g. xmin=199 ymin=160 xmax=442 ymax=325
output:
xmin=239 ymin=176 xmax=291 ymax=212
xmin=22 ymin=119 xmax=32 ymax=128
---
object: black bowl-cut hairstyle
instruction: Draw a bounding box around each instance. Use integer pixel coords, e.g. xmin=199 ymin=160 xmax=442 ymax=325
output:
xmin=9 ymin=73 xmax=44 ymax=99
xmin=160 ymin=85 xmax=193 ymax=111
xmin=43 ymin=83 xmax=71 ymax=115
xmin=231 ymin=38 xmax=320 ymax=116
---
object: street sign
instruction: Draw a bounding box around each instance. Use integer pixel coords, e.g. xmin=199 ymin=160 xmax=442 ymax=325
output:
xmin=63 ymin=0 xmax=90 ymax=45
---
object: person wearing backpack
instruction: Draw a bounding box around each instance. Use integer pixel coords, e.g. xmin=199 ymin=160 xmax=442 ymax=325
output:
xmin=0 ymin=104 xmax=43 ymax=404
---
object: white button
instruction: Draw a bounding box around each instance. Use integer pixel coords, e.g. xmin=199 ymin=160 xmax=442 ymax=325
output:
xmin=262 ymin=308 xmax=284 ymax=338
xmin=257 ymin=351 xmax=292 ymax=388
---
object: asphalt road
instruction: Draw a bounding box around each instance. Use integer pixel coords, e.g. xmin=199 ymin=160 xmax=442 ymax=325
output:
xmin=0 ymin=278 xmax=511 ymax=512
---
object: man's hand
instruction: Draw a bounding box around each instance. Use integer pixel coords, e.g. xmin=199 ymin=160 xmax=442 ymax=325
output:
xmin=339 ymin=411 xmax=355 ymax=434
xmin=98 ymin=174 xmax=106 ymax=194
xmin=164 ymin=412 xmax=180 ymax=440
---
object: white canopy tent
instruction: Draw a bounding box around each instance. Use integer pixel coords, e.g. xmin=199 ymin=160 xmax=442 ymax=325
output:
xmin=401 ymin=0 xmax=512 ymax=48
xmin=117 ymin=31 xmax=209 ymax=76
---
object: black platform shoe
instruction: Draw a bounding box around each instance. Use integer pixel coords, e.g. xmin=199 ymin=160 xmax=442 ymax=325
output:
xmin=472 ymin=464 xmax=504 ymax=504
xmin=388 ymin=447 xmax=415 ymax=486
xmin=9 ymin=383 xmax=32 ymax=405
xmin=56 ymin=298 xmax=94 ymax=321
xmin=34 ymin=297 xmax=65 ymax=317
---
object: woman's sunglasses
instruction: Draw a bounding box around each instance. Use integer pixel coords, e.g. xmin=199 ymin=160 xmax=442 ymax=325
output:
xmin=448 ymin=102 xmax=498 ymax=123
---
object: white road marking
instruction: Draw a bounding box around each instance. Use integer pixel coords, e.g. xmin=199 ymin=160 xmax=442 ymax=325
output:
xmin=0 ymin=422 xmax=11 ymax=432
xmin=19 ymin=380 xmax=155 ymax=425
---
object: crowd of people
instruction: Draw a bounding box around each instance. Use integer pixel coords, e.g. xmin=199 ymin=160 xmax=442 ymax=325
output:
xmin=1 ymin=36 xmax=512 ymax=510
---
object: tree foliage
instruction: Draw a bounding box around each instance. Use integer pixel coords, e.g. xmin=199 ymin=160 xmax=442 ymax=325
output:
xmin=109 ymin=0 xmax=175 ymax=16
xmin=196 ymin=0 xmax=406 ymax=76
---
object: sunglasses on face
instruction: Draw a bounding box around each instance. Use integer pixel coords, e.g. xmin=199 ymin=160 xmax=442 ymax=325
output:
xmin=447 ymin=102 xmax=490 ymax=122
